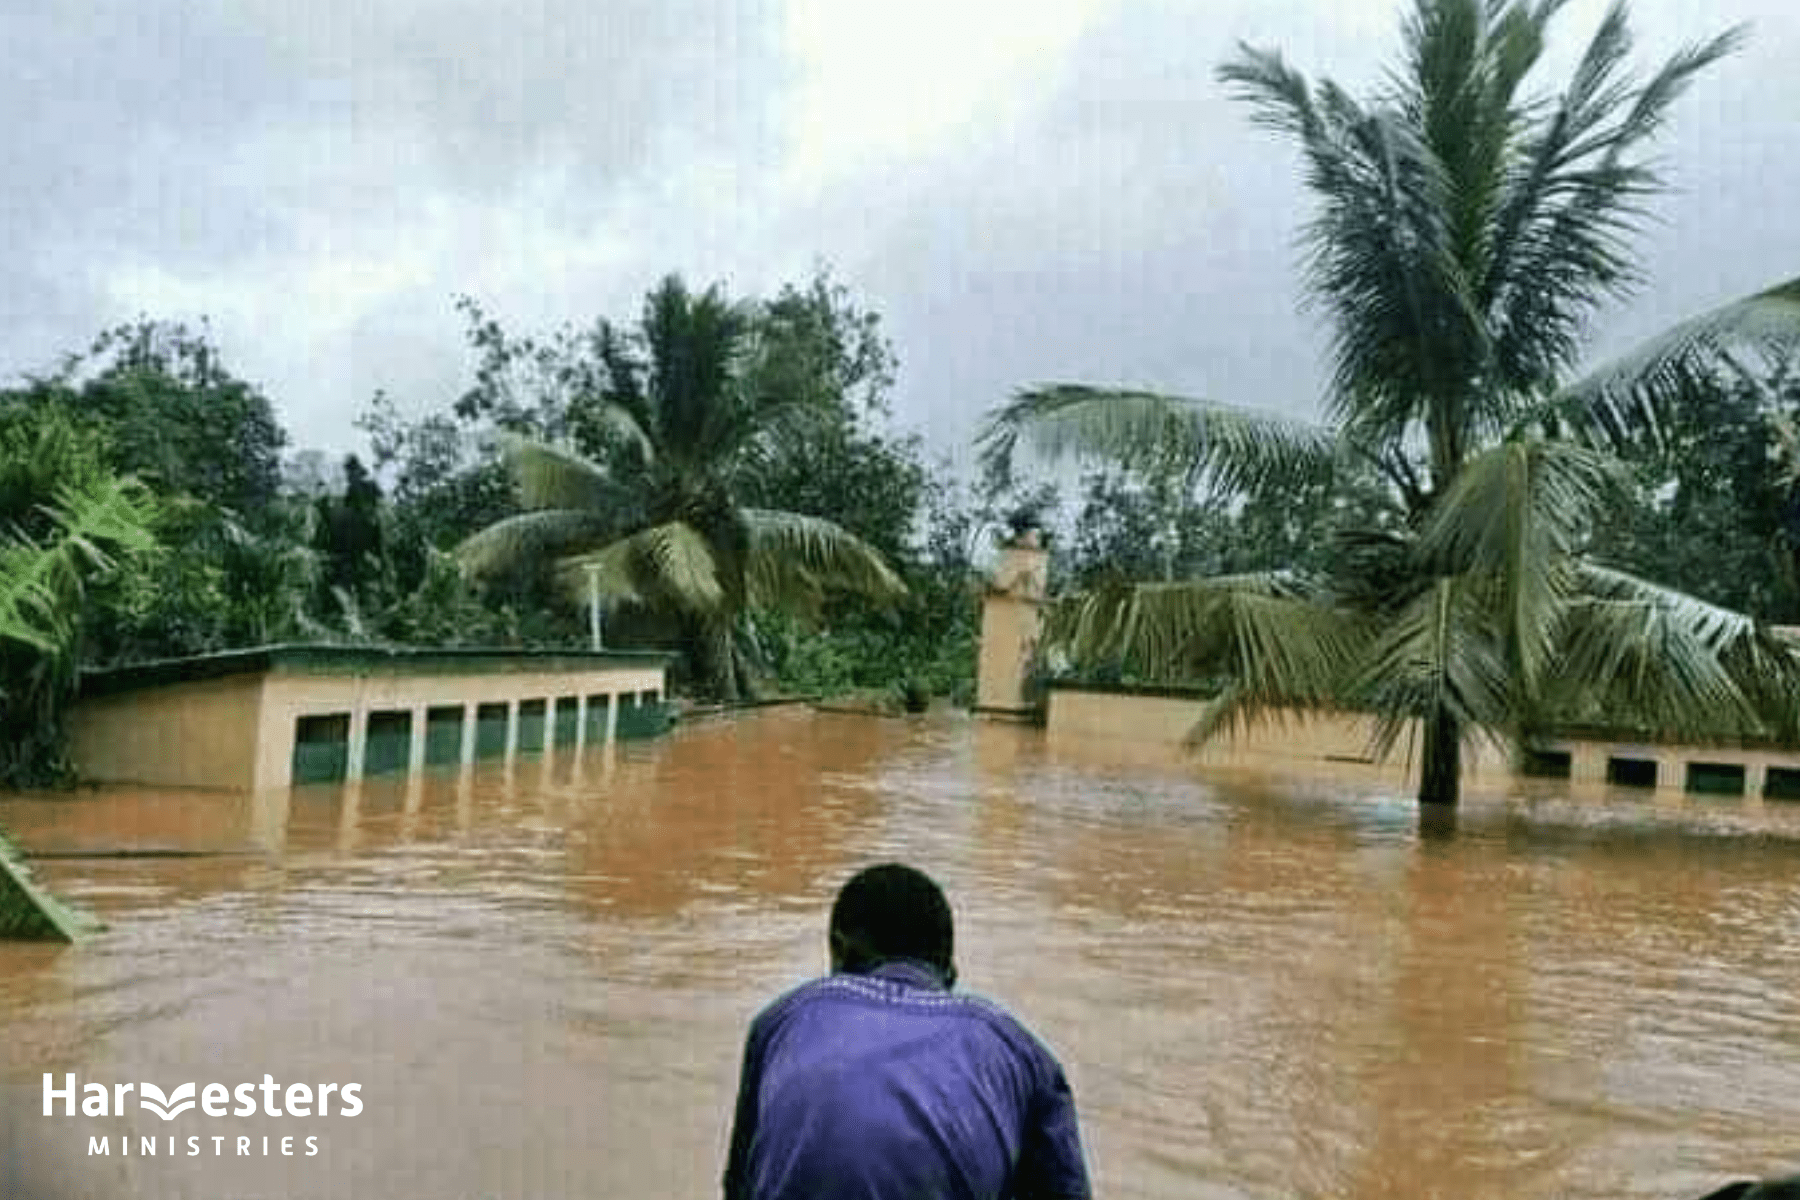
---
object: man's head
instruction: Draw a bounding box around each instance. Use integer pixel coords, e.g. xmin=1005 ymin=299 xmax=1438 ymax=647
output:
xmin=1696 ymin=1178 xmax=1800 ymax=1200
xmin=829 ymin=863 xmax=956 ymax=987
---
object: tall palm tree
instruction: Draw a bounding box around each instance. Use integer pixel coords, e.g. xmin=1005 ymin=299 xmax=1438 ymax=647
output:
xmin=457 ymin=276 xmax=905 ymax=700
xmin=981 ymin=0 xmax=1800 ymax=805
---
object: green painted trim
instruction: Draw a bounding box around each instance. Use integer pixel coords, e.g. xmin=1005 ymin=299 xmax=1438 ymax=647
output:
xmin=616 ymin=701 xmax=680 ymax=740
xmin=77 ymin=643 xmax=675 ymax=700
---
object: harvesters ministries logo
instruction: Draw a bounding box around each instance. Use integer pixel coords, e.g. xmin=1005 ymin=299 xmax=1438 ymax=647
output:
xmin=43 ymin=1072 xmax=362 ymax=1159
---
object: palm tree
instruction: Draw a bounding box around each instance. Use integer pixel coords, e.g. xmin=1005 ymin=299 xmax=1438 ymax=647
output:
xmin=981 ymin=0 xmax=1800 ymax=805
xmin=456 ymin=276 xmax=905 ymax=700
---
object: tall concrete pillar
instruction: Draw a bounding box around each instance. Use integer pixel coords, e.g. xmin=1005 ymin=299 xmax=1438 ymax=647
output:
xmin=459 ymin=702 xmax=477 ymax=766
xmin=345 ymin=708 xmax=369 ymax=781
xmin=539 ymin=698 xmax=557 ymax=790
xmin=408 ymin=706 xmax=428 ymax=775
xmin=975 ymin=532 xmax=1050 ymax=720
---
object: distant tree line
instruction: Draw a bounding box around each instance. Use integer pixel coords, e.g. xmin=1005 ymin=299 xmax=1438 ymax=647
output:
xmin=4 ymin=255 xmax=1796 ymax=791
xmin=0 ymin=272 xmax=1035 ymax=785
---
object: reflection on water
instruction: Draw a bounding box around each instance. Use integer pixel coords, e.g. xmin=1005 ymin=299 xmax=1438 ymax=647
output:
xmin=4 ymin=708 xmax=1800 ymax=1199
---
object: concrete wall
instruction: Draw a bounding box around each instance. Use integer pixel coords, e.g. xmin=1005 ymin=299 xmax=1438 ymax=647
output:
xmin=1046 ymin=687 xmax=1508 ymax=783
xmin=68 ymin=674 xmax=265 ymax=790
xmin=1047 ymin=684 xmax=1800 ymax=797
xmin=1544 ymin=737 xmax=1800 ymax=797
xmin=252 ymin=664 xmax=668 ymax=791
xmin=975 ymin=542 xmax=1048 ymax=716
xmin=68 ymin=658 xmax=668 ymax=793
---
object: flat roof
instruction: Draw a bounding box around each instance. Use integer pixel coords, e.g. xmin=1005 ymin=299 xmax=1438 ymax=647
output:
xmin=78 ymin=643 xmax=675 ymax=700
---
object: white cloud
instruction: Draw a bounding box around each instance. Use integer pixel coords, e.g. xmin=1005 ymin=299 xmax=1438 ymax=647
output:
xmin=781 ymin=0 xmax=1117 ymax=192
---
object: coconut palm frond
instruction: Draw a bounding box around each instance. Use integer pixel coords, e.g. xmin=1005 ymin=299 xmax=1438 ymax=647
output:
xmin=454 ymin=509 xmax=619 ymax=578
xmin=590 ymin=403 xmax=658 ymax=465
xmin=741 ymin=509 xmax=906 ymax=613
xmin=1727 ymin=627 xmax=1800 ymax=745
xmin=1548 ymin=563 xmax=1764 ymax=740
xmin=1221 ymin=41 xmax=1483 ymax=453
xmin=1482 ymin=11 xmax=1746 ymax=393
xmin=1181 ymin=681 xmax=1256 ymax=749
xmin=555 ymin=520 xmax=725 ymax=615
xmin=48 ymin=476 xmax=159 ymax=555
xmin=496 ymin=434 xmax=623 ymax=512
xmin=1049 ymin=573 xmax=1363 ymax=735
xmin=979 ymin=385 xmax=1335 ymax=497
xmin=642 ymin=276 xmax=757 ymax=469
xmin=552 ymin=540 xmax=650 ymax=612
xmin=1417 ymin=438 xmax=1620 ymax=695
xmin=1553 ymin=276 xmax=1800 ymax=452
xmin=1042 ymin=579 xmax=1137 ymax=670
xmin=1354 ymin=573 xmax=1513 ymax=759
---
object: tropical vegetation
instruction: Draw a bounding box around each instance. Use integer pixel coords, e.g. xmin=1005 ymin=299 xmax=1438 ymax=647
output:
xmin=981 ymin=0 xmax=1800 ymax=805
xmin=454 ymin=275 xmax=908 ymax=701
xmin=4 ymin=3 xmax=1799 ymax=800
xmin=0 ymin=271 xmax=997 ymax=783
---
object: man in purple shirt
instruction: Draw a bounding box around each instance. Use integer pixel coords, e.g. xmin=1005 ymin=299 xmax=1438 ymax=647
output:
xmin=724 ymin=862 xmax=1091 ymax=1200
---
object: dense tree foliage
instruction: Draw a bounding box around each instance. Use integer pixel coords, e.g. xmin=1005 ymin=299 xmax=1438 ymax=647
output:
xmin=63 ymin=320 xmax=286 ymax=520
xmin=1589 ymin=368 xmax=1800 ymax=623
xmin=0 ymin=403 xmax=158 ymax=785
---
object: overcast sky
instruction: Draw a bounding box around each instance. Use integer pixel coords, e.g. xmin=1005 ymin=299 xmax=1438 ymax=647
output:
xmin=4 ymin=0 xmax=1796 ymax=474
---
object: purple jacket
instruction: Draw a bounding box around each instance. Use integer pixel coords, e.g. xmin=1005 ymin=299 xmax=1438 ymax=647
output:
xmin=724 ymin=960 xmax=1091 ymax=1200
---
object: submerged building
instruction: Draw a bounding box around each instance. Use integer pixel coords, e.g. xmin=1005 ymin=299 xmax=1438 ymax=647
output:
xmin=67 ymin=645 xmax=675 ymax=792
xmin=977 ymin=539 xmax=1800 ymax=802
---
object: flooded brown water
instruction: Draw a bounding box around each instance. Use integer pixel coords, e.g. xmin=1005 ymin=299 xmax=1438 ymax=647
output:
xmin=3 ymin=707 xmax=1800 ymax=1199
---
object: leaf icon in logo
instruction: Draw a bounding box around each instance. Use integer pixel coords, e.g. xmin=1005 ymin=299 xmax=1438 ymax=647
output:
xmin=139 ymin=1082 xmax=196 ymax=1121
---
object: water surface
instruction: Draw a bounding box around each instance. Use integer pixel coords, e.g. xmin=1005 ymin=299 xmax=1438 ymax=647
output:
xmin=3 ymin=708 xmax=1799 ymax=1199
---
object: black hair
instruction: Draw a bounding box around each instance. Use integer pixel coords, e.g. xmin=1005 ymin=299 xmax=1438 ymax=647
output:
xmin=1696 ymin=1180 xmax=1800 ymax=1200
xmin=829 ymin=863 xmax=955 ymax=976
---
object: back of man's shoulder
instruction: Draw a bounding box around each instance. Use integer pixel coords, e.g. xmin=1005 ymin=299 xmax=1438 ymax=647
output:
xmin=953 ymin=992 xmax=1067 ymax=1071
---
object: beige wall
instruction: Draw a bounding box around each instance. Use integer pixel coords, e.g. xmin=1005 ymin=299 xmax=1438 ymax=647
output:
xmin=68 ymin=675 xmax=265 ymax=791
xmin=1047 ymin=685 xmax=1800 ymax=796
xmin=1048 ymin=688 xmax=1502 ymax=784
xmin=976 ymin=544 xmax=1048 ymax=715
xmin=69 ymin=661 xmax=667 ymax=793
xmin=1546 ymin=737 xmax=1799 ymax=796
xmin=252 ymin=664 xmax=668 ymax=791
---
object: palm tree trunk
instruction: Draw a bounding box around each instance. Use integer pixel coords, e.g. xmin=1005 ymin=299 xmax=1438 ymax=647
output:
xmin=1418 ymin=706 xmax=1461 ymax=807
xmin=731 ymin=644 xmax=761 ymax=702
xmin=690 ymin=617 xmax=740 ymax=703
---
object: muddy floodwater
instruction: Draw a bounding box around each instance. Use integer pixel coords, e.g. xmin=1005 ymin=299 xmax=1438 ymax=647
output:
xmin=4 ymin=708 xmax=1800 ymax=1199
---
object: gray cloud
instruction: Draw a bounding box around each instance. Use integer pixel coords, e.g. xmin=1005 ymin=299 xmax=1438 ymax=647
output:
xmin=0 ymin=0 xmax=789 ymax=446
xmin=837 ymin=0 xmax=1800 ymax=468
xmin=0 ymin=0 xmax=1794 ymax=477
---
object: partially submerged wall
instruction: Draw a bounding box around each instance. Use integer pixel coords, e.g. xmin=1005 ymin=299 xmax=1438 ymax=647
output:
xmin=67 ymin=673 xmax=263 ymax=791
xmin=67 ymin=646 xmax=673 ymax=793
xmin=1046 ymin=684 xmax=1511 ymax=783
xmin=1046 ymin=682 xmax=1800 ymax=799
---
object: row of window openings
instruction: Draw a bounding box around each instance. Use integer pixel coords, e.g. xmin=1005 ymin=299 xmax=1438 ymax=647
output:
xmin=1520 ymin=749 xmax=1800 ymax=799
xmin=292 ymin=692 xmax=661 ymax=781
